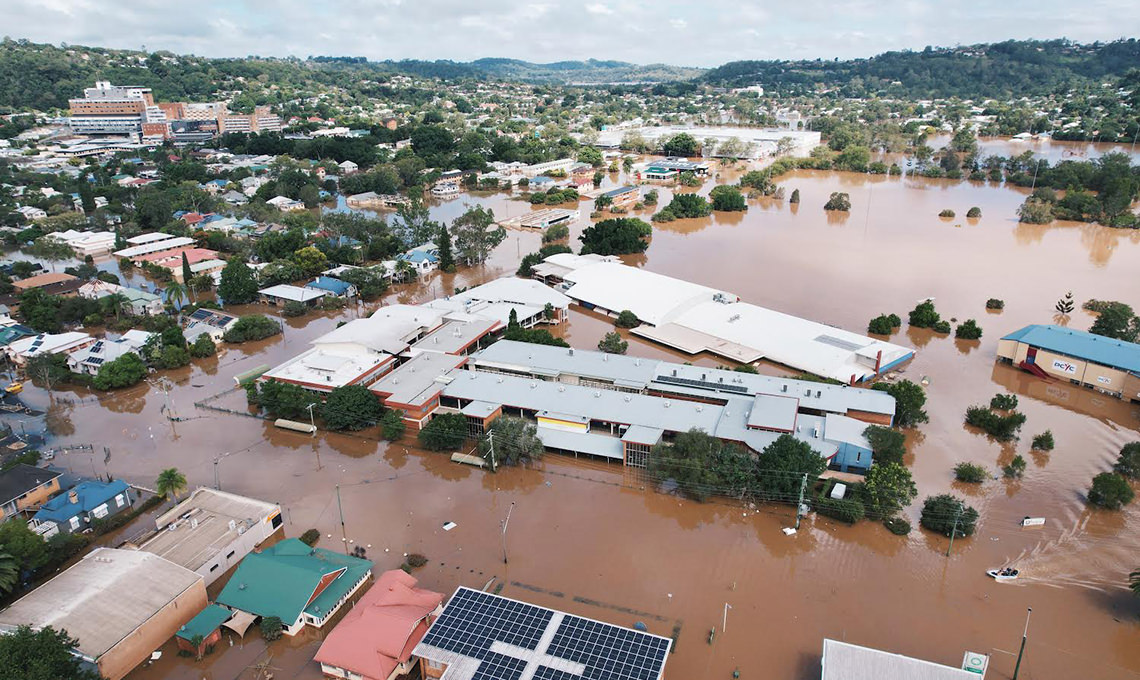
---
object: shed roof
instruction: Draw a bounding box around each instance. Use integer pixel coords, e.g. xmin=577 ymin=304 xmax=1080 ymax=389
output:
xmin=176 ymin=604 xmax=233 ymax=641
xmin=821 ymin=639 xmax=975 ymax=680
xmin=1002 ymin=324 xmax=1140 ymax=373
xmin=259 ymin=284 xmax=327 ymax=302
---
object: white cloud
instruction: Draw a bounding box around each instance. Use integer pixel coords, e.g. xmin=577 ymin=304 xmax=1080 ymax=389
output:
xmin=585 ymin=3 xmax=614 ymax=15
xmin=669 ymin=18 xmax=687 ymax=29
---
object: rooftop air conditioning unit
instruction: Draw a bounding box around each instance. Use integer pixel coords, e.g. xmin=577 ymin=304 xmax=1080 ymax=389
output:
xmin=781 ymin=384 xmax=787 ymax=393
xmin=816 ymin=390 xmax=822 ymax=398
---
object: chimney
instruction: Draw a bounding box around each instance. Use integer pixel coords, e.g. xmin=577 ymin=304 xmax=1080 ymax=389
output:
xmin=68 ymin=490 xmax=79 ymax=504
xmin=875 ymin=349 xmax=883 ymax=373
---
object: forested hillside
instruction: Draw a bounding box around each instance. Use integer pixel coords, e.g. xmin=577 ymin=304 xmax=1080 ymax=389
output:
xmin=702 ymin=39 xmax=1140 ymax=98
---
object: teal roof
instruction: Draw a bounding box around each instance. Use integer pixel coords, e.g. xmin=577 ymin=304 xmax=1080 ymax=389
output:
xmin=33 ymin=480 xmax=129 ymax=524
xmin=216 ymin=538 xmax=372 ymax=623
xmin=176 ymin=604 xmax=232 ymax=641
xmin=1002 ymin=324 xmax=1140 ymax=373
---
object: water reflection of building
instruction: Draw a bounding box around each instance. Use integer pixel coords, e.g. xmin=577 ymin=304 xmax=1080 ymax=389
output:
xmin=997 ymin=324 xmax=1140 ymax=402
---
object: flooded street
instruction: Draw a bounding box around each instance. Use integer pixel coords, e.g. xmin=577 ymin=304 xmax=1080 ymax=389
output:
xmin=12 ymin=160 xmax=1140 ymax=680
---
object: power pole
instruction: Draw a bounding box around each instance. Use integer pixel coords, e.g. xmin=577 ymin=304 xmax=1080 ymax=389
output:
xmin=946 ymin=505 xmax=963 ymax=557
xmin=336 ymin=484 xmax=348 ymax=555
xmin=794 ymin=473 xmax=808 ymax=530
xmin=306 ymin=403 xmax=317 ymax=437
xmin=722 ymin=603 xmax=731 ymax=633
xmin=501 ymin=501 xmax=515 ymax=564
xmin=487 ymin=430 xmax=496 ymax=472
xmin=213 ymin=457 xmax=220 ymax=490
xmin=1012 ymin=608 xmax=1033 ymax=680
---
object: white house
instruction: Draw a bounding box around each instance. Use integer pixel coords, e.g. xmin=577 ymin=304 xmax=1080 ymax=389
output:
xmin=266 ymin=196 xmax=305 ymax=211
xmin=67 ymin=331 xmax=156 ymax=375
xmin=6 ymin=332 xmax=95 ymax=366
xmin=337 ymin=160 xmax=359 ymax=174
xmin=16 ymin=206 xmax=47 ymax=221
xmin=48 ymin=230 xmax=117 ymax=256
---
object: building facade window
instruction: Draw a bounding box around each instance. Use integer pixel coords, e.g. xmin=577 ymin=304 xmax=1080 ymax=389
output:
xmin=625 ymin=442 xmax=651 ymax=468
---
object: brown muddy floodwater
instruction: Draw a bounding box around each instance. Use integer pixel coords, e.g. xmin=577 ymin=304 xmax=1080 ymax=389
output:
xmin=12 ymin=160 xmax=1140 ymax=680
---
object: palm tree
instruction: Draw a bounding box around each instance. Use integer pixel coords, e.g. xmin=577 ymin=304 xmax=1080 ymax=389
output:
xmin=101 ymin=292 xmax=131 ymax=320
xmin=0 ymin=551 xmax=19 ymax=595
xmin=155 ymin=467 xmax=187 ymax=500
xmin=165 ymin=281 xmax=187 ymax=311
xmin=1131 ymin=569 xmax=1140 ymax=597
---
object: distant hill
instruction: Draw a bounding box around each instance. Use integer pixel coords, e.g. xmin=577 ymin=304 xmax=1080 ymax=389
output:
xmin=468 ymin=58 xmax=702 ymax=83
xmin=701 ymin=39 xmax=1140 ymax=99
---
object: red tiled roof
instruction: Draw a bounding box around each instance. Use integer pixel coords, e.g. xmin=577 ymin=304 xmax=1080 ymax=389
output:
xmin=314 ymin=570 xmax=443 ymax=680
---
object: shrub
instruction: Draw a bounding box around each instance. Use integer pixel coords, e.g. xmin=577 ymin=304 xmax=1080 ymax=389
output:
xmin=920 ymin=494 xmax=978 ymax=536
xmin=939 ymin=209 xmax=956 ymax=218
xmin=615 ymin=310 xmax=639 ymax=328
xmin=1114 ymin=442 xmax=1140 ymax=479
xmin=709 ymin=185 xmax=748 ymax=211
xmin=814 ymin=495 xmax=866 ymax=524
xmin=954 ymin=462 xmax=987 ymax=483
xmin=598 ymin=331 xmax=628 ymax=354
xmin=92 ymin=352 xmax=148 ymax=391
xmin=1031 ymin=431 xmax=1055 ymax=451
xmin=405 ymin=553 xmax=428 ymax=568
xmin=789 ymin=188 xmax=800 ymax=203
xmin=965 ymin=405 xmax=1026 ymax=441
xmin=223 ymin=315 xmax=281 ymax=343
xmin=867 ymin=314 xmax=896 ymax=335
xmin=1088 ymin=472 xmax=1134 ymax=510
xmin=260 ymin=616 xmax=284 ymax=641
xmin=883 ymin=517 xmax=911 ymax=535
xmin=955 ymin=319 xmax=982 ymax=340
xmin=660 ymin=193 xmax=711 ymax=219
xmin=282 ymin=300 xmax=307 ymax=317
xmin=1003 ymin=454 xmax=1027 ymax=478
xmin=542 ymin=223 xmax=570 ymax=243
xmin=908 ymin=300 xmax=941 ymax=328
xmin=300 ymin=529 xmax=320 ymax=546
xmin=985 ymin=298 xmax=1004 ymax=310
xmin=380 ymin=410 xmax=406 ymax=441
xmin=932 ymin=320 xmax=951 ymax=334
xmin=823 ymin=192 xmax=851 ymax=211
xmin=189 ymin=334 xmax=217 ymax=358
xmin=990 ymin=393 xmax=1019 ymax=410
xmin=864 ymin=426 xmax=907 ymax=466
xmin=967 ymin=207 xmax=982 ymax=218
xmin=418 ymin=413 xmax=468 ymax=451
xmin=643 ymin=189 xmax=658 ymax=205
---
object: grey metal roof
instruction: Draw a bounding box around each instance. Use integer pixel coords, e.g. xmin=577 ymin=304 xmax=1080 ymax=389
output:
xmin=536 ymin=427 xmax=624 ymax=460
xmin=746 ymin=394 xmax=799 ymax=431
xmin=821 ymin=639 xmax=975 ymax=680
xmin=0 ymin=464 xmax=61 ymax=505
xmin=370 ymin=352 xmax=466 ymax=406
xmin=622 ymin=425 xmax=663 ymax=446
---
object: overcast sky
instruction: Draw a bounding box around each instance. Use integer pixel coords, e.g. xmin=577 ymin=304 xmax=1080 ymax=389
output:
xmin=7 ymin=0 xmax=1139 ymax=68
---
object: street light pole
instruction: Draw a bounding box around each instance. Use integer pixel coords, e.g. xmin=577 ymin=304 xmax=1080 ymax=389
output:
xmin=306 ymin=403 xmax=317 ymax=437
xmin=501 ymin=501 xmax=515 ymax=564
xmin=1012 ymin=608 xmax=1033 ymax=680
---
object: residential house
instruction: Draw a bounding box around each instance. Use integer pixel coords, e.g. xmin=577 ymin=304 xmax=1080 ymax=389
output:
xmin=306 ymin=276 xmax=356 ymax=299
xmin=47 ymin=229 xmax=117 ymax=256
xmin=11 ymin=272 xmax=84 ymax=297
xmin=214 ymin=538 xmax=372 ymax=637
xmin=183 ymin=307 xmax=239 ymax=343
xmin=259 ymin=284 xmax=327 ymax=307
xmin=6 ymin=331 xmax=95 ymax=366
xmin=67 ymin=331 xmax=155 ymax=375
xmin=0 ymin=322 xmax=35 ymax=349
xmin=338 ymin=160 xmax=359 ymax=175
xmin=222 ymin=190 xmax=249 ymax=205
xmin=266 ymin=196 xmax=305 ymax=211
xmin=16 ymin=206 xmax=47 ymax=221
xmin=29 ymin=480 xmax=133 ymax=537
xmin=0 ymin=464 xmax=63 ymax=521
xmin=78 ymin=280 xmax=165 ymax=316
xmin=314 ymin=569 xmax=444 ymax=680
xmin=398 ymin=242 xmax=440 ymax=274
xmin=0 ymin=548 xmax=207 ymax=680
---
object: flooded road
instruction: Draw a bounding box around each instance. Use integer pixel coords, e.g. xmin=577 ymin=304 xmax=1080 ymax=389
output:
xmin=12 ymin=157 xmax=1140 ymax=680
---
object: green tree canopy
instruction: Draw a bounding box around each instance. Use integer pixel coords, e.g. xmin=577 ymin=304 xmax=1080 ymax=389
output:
xmin=0 ymin=625 xmax=101 ymax=680
xmin=321 ymin=385 xmax=381 ymax=431
xmin=218 ymin=258 xmax=259 ymax=305
xmin=579 ymin=218 xmax=651 ymax=255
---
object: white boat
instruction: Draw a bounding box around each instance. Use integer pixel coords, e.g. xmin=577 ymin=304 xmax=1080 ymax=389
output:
xmin=987 ymin=567 xmax=1020 ymax=582
xmin=1020 ymin=516 xmax=1046 ymax=527
xmin=431 ymin=182 xmax=461 ymax=197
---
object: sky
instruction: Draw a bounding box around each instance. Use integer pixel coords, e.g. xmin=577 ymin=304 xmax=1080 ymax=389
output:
xmin=6 ymin=0 xmax=1140 ymax=68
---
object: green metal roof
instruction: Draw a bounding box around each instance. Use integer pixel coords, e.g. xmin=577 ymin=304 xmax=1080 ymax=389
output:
xmin=176 ymin=604 xmax=232 ymax=641
xmin=216 ymin=539 xmax=372 ymax=623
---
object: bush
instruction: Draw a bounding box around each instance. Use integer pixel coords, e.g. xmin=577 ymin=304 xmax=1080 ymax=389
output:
xmin=965 ymin=405 xmax=1026 ymax=441
xmin=867 ymin=314 xmax=897 ymax=335
xmin=908 ymin=300 xmax=941 ymax=328
xmin=955 ymin=319 xmax=983 ymax=340
xmin=985 ymin=298 xmax=1004 ymax=310
xmin=405 ymin=553 xmax=428 ymax=568
xmin=789 ymin=188 xmax=800 ymax=203
xmin=823 ymin=192 xmax=851 ymax=211
xmin=1088 ymin=472 xmax=1134 ymax=510
xmin=1031 ymin=431 xmax=1055 ymax=451
xmin=615 ymin=310 xmax=639 ymax=328
xmin=598 ymin=331 xmax=628 ymax=354
xmin=542 ymin=223 xmax=570 ymax=243
xmin=920 ymin=494 xmax=978 ymax=536
xmin=380 ymin=410 xmax=406 ymax=441
xmin=92 ymin=352 xmax=148 ymax=391
xmin=883 ymin=517 xmax=911 ymax=535
xmin=939 ymin=209 xmax=956 ymax=218
xmin=579 ymin=218 xmax=652 ymax=255
xmin=660 ymin=192 xmax=711 ymax=219
xmin=282 ymin=300 xmax=307 ymax=317
xmin=300 ymin=529 xmax=320 ymax=546
xmin=223 ymin=315 xmax=281 ymax=343
xmin=322 ymin=385 xmax=381 ymax=431
xmin=260 ymin=616 xmax=284 ymax=641
xmin=1003 ymin=454 xmax=1027 ymax=478
xmin=864 ymin=426 xmax=906 ymax=466
xmin=189 ymin=334 xmax=217 ymax=358
xmin=814 ymin=495 xmax=866 ymax=524
xmin=709 ymin=185 xmax=748 ymax=211
xmin=1114 ymin=442 xmax=1140 ymax=479
xmin=932 ymin=320 xmax=952 ymax=334
xmin=967 ymin=207 xmax=982 ymax=218
xmin=990 ymin=393 xmax=1019 ymax=410
xmin=418 ymin=413 xmax=468 ymax=451
xmin=643 ymin=189 xmax=658 ymax=205
xmin=954 ymin=462 xmax=988 ymax=483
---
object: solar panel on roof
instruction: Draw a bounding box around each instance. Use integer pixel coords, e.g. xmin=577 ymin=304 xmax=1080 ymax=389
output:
xmin=418 ymin=588 xmax=670 ymax=680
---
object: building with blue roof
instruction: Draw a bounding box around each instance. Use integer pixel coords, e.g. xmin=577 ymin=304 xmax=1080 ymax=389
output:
xmin=397 ymin=243 xmax=440 ymax=274
xmin=30 ymin=479 xmax=133 ymax=538
xmin=305 ymin=276 xmax=356 ymax=298
xmin=997 ymin=324 xmax=1140 ymax=402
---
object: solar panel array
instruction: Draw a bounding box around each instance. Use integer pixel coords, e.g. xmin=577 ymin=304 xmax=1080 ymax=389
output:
xmin=420 ymin=588 xmax=670 ymax=680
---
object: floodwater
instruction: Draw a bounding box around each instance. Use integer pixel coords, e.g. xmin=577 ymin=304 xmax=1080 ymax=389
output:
xmin=8 ymin=154 xmax=1140 ymax=680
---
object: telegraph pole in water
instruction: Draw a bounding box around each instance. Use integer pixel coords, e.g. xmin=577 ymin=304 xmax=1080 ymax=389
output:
xmin=946 ymin=505 xmax=963 ymax=557
xmin=794 ymin=473 xmax=808 ymax=530
xmin=501 ymin=501 xmax=515 ymax=564
xmin=1012 ymin=608 xmax=1032 ymax=680
xmin=336 ymin=484 xmax=349 ymax=555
